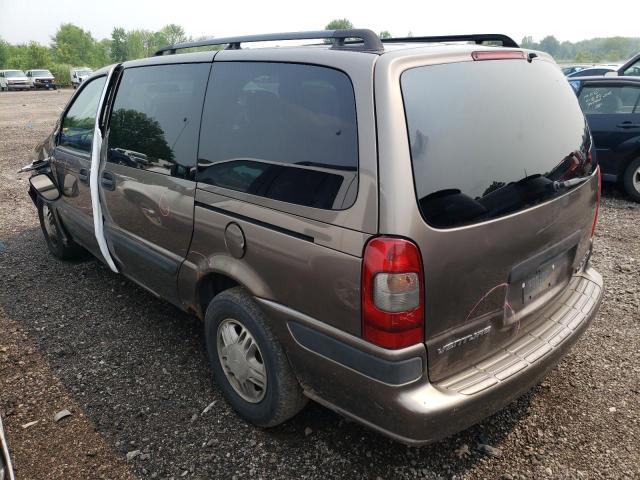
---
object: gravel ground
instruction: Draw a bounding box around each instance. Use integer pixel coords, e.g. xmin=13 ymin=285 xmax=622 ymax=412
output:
xmin=0 ymin=90 xmax=638 ymax=480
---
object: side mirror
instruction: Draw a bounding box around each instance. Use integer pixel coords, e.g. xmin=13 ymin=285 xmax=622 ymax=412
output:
xmin=604 ymin=71 xmax=618 ymax=77
xmin=29 ymin=173 xmax=60 ymax=201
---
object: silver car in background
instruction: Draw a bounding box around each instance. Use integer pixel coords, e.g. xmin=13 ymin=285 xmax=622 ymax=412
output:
xmin=0 ymin=70 xmax=31 ymax=91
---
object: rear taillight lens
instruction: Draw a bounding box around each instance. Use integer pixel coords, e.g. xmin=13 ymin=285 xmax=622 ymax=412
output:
xmin=591 ymin=165 xmax=601 ymax=237
xmin=362 ymin=237 xmax=424 ymax=349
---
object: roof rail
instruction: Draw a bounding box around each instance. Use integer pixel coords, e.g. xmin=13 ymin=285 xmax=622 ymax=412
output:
xmin=381 ymin=34 xmax=519 ymax=48
xmin=154 ymin=29 xmax=384 ymax=56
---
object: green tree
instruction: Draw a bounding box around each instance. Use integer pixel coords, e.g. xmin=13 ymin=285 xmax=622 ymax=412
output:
xmin=51 ymin=23 xmax=95 ymax=66
xmin=92 ymin=38 xmax=111 ymax=66
xmin=160 ymin=24 xmax=187 ymax=46
xmin=0 ymin=38 xmax=10 ymax=67
xmin=539 ymin=35 xmax=560 ymax=57
xmin=325 ymin=19 xmax=353 ymax=30
xmin=574 ymin=51 xmax=602 ymax=63
xmin=24 ymin=42 xmax=51 ymax=68
xmin=111 ymin=27 xmax=127 ymax=62
xmin=124 ymin=30 xmax=149 ymax=60
xmin=379 ymin=31 xmax=392 ymax=39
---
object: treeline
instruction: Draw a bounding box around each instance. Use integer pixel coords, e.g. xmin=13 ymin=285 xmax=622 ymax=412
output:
xmin=0 ymin=23 xmax=203 ymax=85
xmin=2 ymin=21 xmax=638 ymax=87
xmin=0 ymin=19 xmax=390 ymax=86
xmin=521 ymin=35 xmax=640 ymax=63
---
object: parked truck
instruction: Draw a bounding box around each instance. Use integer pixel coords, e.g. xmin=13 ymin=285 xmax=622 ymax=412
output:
xmin=69 ymin=67 xmax=93 ymax=88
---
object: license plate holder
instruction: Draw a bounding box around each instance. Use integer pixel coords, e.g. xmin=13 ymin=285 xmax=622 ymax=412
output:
xmin=521 ymin=252 xmax=571 ymax=304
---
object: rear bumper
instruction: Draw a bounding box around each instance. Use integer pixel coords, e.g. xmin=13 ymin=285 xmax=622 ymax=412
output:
xmin=258 ymin=267 xmax=603 ymax=445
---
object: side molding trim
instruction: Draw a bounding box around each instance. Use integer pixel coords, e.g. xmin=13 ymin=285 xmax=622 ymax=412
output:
xmin=288 ymin=321 xmax=423 ymax=385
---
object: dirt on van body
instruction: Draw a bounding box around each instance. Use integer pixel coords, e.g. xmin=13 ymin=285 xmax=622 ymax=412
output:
xmin=0 ymin=90 xmax=638 ymax=479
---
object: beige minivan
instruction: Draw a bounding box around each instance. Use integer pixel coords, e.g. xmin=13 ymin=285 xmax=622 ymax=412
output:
xmin=25 ymin=29 xmax=603 ymax=444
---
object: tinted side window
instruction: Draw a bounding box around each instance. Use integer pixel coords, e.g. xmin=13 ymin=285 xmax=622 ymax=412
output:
xmin=59 ymin=76 xmax=107 ymax=153
xmin=198 ymin=62 xmax=358 ymax=210
xmin=107 ymin=64 xmax=210 ymax=178
xmin=579 ymin=85 xmax=640 ymax=114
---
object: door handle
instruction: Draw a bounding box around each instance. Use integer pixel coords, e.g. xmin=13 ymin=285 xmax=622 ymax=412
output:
xmin=78 ymin=168 xmax=89 ymax=183
xmin=616 ymin=122 xmax=640 ymax=129
xmin=101 ymin=172 xmax=116 ymax=191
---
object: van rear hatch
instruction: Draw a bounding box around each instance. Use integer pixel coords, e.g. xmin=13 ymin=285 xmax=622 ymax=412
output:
xmin=398 ymin=54 xmax=599 ymax=381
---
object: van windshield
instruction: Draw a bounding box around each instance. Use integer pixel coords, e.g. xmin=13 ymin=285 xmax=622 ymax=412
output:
xmin=4 ymin=71 xmax=25 ymax=77
xmin=401 ymin=58 xmax=595 ymax=228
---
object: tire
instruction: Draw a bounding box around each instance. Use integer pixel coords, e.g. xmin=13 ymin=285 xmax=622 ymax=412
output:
xmin=204 ymin=287 xmax=308 ymax=427
xmin=622 ymin=158 xmax=640 ymax=202
xmin=37 ymin=199 xmax=86 ymax=260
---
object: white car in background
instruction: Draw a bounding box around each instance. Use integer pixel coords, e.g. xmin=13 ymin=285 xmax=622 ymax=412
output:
xmin=0 ymin=70 xmax=31 ymax=91
xmin=69 ymin=67 xmax=93 ymax=89
xmin=26 ymin=69 xmax=57 ymax=90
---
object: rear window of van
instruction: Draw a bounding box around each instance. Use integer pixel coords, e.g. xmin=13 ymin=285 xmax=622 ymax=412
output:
xmin=401 ymin=59 xmax=595 ymax=228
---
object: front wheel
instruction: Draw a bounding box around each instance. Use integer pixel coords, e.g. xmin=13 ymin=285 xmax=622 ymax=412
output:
xmin=204 ymin=287 xmax=308 ymax=427
xmin=37 ymin=199 xmax=86 ymax=260
xmin=623 ymin=158 xmax=640 ymax=202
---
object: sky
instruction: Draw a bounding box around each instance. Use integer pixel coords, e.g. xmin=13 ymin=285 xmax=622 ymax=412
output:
xmin=1 ymin=0 xmax=639 ymax=45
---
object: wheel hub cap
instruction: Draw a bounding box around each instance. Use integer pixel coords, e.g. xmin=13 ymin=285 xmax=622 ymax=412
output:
xmin=217 ymin=319 xmax=267 ymax=403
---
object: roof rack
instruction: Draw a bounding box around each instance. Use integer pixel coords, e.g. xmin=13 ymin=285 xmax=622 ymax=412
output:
xmin=381 ymin=34 xmax=519 ymax=48
xmin=154 ymin=29 xmax=384 ymax=56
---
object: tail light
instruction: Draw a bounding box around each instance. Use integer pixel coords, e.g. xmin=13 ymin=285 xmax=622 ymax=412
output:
xmin=591 ymin=165 xmax=601 ymax=237
xmin=472 ymin=51 xmax=525 ymax=61
xmin=362 ymin=237 xmax=424 ymax=349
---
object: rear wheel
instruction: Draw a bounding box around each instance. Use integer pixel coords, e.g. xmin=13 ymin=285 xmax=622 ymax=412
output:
xmin=622 ymin=158 xmax=640 ymax=202
xmin=37 ymin=199 xmax=86 ymax=260
xmin=204 ymin=287 xmax=307 ymax=427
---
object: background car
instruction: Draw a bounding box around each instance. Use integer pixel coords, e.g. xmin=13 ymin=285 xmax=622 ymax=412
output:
xmin=69 ymin=67 xmax=93 ymax=88
xmin=567 ymin=66 xmax=617 ymax=78
xmin=0 ymin=69 xmax=31 ymax=91
xmin=571 ymin=76 xmax=640 ymax=201
xmin=25 ymin=69 xmax=56 ymax=89
xmin=561 ymin=64 xmax=591 ymax=76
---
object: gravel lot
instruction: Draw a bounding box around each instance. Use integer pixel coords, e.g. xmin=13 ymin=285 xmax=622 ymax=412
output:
xmin=0 ymin=90 xmax=638 ymax=480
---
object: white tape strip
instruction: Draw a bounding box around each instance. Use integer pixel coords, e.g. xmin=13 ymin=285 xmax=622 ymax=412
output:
xmin=90 ymin=66 xmax=118 ymax=273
